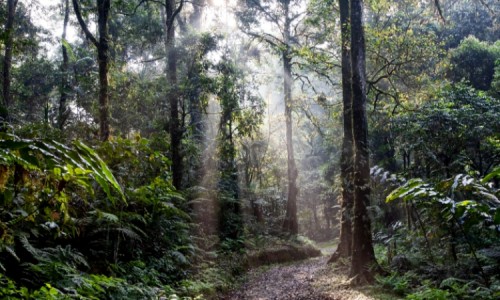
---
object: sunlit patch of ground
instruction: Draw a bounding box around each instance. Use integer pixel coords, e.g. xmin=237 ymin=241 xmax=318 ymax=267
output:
xmin=222 ymin=239 xmax=378 ymax=300
xmin=224 ymin=256 xmax=334 ymax=299
xmin=221 ymin=240 xmax=400 ymax=299
xmin=313 ymin=259 xmax=375 ymax=300
xmin=316 ymin=240 xmax=339 ymax=256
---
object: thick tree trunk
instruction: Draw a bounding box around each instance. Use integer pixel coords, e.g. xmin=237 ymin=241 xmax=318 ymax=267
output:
xmin=329 ymin=0 xmax=353 ymax=264
xmin=1 ymin=0 xmax=18 ymax=122
xmin=281 ymin=4 xmax=299 ymax=235
xmin=165 ymin=0 xmax=183 ymax=190
xmin=349 ymin=0 xmax=379 ymax=284
xmin=59 ymin=0 xmax=70 ymax=130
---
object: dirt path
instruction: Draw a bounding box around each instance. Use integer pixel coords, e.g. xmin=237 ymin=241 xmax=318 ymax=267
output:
xmin=223 ymin=255 xmax=376 ymax=300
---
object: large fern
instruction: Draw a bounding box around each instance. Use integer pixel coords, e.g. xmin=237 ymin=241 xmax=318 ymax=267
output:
xmin=0 ymin=133 xmax=125 ymax=204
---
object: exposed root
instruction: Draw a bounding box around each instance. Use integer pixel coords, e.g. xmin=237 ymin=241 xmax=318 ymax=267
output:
xmin=347 ymin=271 xmax=375 ymax=287
xmin=327 ymin=251 xmax=340 ymax=264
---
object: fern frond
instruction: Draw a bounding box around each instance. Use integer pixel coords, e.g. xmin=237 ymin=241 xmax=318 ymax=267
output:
xmin=113 ymin=227 xmax=142 ymax=241
xmin=75 ymin=216 xmax=93 ymax=227
xmin=19 ymin=235 xmax=39 ymax=258
xmin=120 ymin=211 xmax=147 ymax=225
xmin=90 ymin=210 xmax=120 ymax=223
xmin=91 ymin=226 xmax=142 ymax=241
xmin=43 ymin=245 xmax=90 ymax=269
xmin=5 ymin=246 xmax=20 ymax=262
xmin=123 ymin=223 xmax=147 ymax=238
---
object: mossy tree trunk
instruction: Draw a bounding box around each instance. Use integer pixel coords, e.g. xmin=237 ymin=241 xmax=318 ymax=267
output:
xmin=329 ymin=0 xmax=353 ymax=263
xmin=164 ymin=0 xmax=184 ymax=190
xmin=349 ymin=0 xmax=379 ymax=284
xmin=281 ymin=2 xmax=299 ymax=235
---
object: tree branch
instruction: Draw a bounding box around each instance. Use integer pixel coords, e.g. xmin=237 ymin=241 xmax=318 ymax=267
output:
xmin=119 ymin=0 xmax=147 ymax=16
xmin=247 ymin=0 xmax=280 ymax=26
xmin=141 ymin=56 xmax=167 ymax=63
xmin=167 ymin=0 xmax=184 ymax=30
xmin=72 ymin=0 xmax=98 ymax=47
xmin=434 ymin=0 xmax=445 ymax=23
xmin=244 ymin=30 xmax=285 ymax=49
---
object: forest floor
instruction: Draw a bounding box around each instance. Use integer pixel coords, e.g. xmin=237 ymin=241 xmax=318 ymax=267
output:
xmin=223 ymin=242 xmax=388 ymax=300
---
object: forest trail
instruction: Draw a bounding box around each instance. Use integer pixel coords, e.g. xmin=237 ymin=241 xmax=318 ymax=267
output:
xmin=224 ymin=246 xmax=375 ymax=300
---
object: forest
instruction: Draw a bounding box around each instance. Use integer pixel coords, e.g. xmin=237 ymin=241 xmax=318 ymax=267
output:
xmin=0 ymin=0 xmax=499 ymax=299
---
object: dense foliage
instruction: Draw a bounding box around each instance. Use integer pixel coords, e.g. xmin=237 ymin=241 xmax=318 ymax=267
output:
xmin=0 ymin=0 xmax=498 ymax=298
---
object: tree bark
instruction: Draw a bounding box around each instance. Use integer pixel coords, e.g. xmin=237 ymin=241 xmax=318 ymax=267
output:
xmin=349 ymin=0 xmax=379 ymax=284
xmin=187 ymin=0 xmax=205 ymax=143
xmin=281 ymin=3 xmax=299 ymax=235
xmin=97 ymin=0 xmax=111 ymax=141
xmin=329 ymin=0 xmax=353 ymax=264
xmin=1 ymin=0 xmax=18 ymax=122
xmin=216 ymin=65 xmax=243 ymax=246
xmin=164 ymin=0 xmax=184 ymax=190
xmin=72 ymin=0 xmax=111 ymax=141
xmin=218 ymin=99 xmax=241 ymax=242
xmin=59 ymin=0 xmax=70 ymax=130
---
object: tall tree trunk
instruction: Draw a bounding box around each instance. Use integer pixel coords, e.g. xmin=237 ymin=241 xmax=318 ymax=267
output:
xmin=281 ymin=3 xmax=299 ymax=235
xmin=59 ymin=0 xmax=70 ymax=130
xmin=186 ymin=4 xmax=205 ymax=185
xmin=218 ymin=105 xmax=242 ymax=243
xmin=349 ymin=0 xmax=379 ymax=284
xmin=72 ymin=0 xmax=110 ymax=141
xmin=217 ymin=66 xmax=242 ymax=246
xmin=97 ymin=0 xmax=110 ymax=141
xmin=1 ymin=0 xmax=18 ymax=122
xmin=329 ymin=0 xmax=353 ymax=264
xmin=164 ymin=0 xmax=183 ymax=190
xmin=186 ymin=0 xmax=206 ymax=142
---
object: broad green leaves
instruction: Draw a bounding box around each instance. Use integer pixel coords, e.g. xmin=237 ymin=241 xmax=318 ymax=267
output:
xmin=386 ymin=170 xmax=500 ymax=230
xmin=386 ymin=179 xmax=438 ymax=203
xmin=73 ymin=141 xmax=125 ymax=202
xmin=0 ymin=133 xmax=125 ymax=204
xmin=482 ymin=166 xmax=500 ymax=183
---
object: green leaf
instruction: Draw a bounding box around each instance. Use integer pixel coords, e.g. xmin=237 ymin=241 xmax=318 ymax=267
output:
xmin=61 ymin=38 xmax=76 ymax=62
xmin=2 ymin=189 xmax=14 ymax=202
xmin=92 ymin=210 xmax=119 ymax=223
xmin=386 ymin=178 xmax=424 ymax=202
xmin=482 ymin=166 xmax=500 ymax=183
xmin=5 ymin=246 xmax=20 ymax=262
xmin=455 ymin=205 xmax=466 ymax=218
xmin=74 ymin=141 xmax=126 ymax=203
xmin=457 ymin=200 xmax=477 ymax=207
xmin=494 ymin=209 xmax=500 ymax=225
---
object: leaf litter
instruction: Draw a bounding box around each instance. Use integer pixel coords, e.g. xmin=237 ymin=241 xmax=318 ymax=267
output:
xmin=223 ymin=256 xmax=374 ymax=300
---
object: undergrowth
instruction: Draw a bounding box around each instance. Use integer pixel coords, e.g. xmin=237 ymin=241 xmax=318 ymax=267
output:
xmin=371 ymin=166 xmax=500 ymax=300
